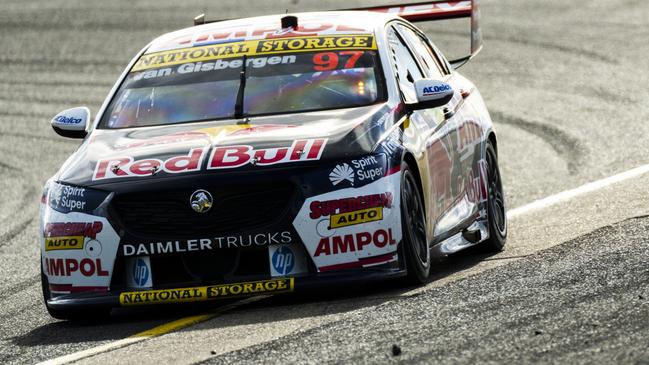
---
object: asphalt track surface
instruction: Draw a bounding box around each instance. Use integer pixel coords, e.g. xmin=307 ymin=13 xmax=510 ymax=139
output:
xmin=0 ymin=0 xmax=648 ymax=364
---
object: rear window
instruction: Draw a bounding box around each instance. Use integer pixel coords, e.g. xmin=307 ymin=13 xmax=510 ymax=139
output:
xmin=100 ymin=35 xmax=386 ymax=129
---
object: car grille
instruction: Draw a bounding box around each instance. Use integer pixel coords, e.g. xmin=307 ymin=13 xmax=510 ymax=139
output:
xmin=110 ymin=182 xmax=296 ymax=239
xmin=109 ymin=247 xmax=273 ymax=290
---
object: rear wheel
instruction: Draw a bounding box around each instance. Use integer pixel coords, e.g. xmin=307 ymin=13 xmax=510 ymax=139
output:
xmin=481 ymin=141 xmax=507 ymax=251
xmin=400 ymin=162 xmax=430 ymax=283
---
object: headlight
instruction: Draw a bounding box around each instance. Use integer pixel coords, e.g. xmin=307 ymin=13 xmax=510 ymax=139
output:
xmin=45 ymin=181 xmax=111 ymax=215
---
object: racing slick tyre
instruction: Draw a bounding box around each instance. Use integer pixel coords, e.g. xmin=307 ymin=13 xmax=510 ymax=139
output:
xmin=481 ymin=141 xmax=507 ymax=252
xmin=41 ymin=264 xmax=110 ymax=320
xmin=401 ymin=162 xmax=431 ymax=284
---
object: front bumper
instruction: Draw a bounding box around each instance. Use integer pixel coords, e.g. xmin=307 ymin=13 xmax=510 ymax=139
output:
xmin=41 ymin=156 xmax=404 ymax=307
xmin=46 ymin=266 xmax=407 ymax=310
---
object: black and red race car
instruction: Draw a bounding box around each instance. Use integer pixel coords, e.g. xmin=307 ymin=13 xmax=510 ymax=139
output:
xmin=41 ymin=0 xmax=507 ymax=319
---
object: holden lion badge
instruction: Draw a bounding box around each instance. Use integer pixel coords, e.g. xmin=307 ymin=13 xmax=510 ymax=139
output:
xmin=190 ymin=189 xmax=213 ymax=213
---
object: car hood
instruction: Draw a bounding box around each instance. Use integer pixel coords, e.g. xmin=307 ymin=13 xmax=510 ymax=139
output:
xmin=57 ymin=104 xmax=399 ymax=187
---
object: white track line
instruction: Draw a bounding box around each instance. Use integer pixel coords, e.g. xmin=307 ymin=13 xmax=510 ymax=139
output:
xmin=507 ymin=164 xmax=649 ymax=219
xmin=39 ymin=163 xmax=649 ymax=365
xmin=40 ymin=337 xmax=142 ymax=365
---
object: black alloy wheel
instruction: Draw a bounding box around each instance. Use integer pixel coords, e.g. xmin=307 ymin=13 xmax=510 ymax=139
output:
xmin=400 ymin=162 xmax=430 ymax=283
xmin=482 ymin=141 xmax=507 ymax=251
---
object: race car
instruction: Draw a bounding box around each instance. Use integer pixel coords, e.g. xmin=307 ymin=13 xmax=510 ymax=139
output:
xmin=41 ymin=0 xmax=507 ymax=319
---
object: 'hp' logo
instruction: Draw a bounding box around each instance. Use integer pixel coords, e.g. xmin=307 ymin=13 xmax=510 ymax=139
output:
xmin=133 ymin=258 xmax=150 ymax=287
xmin=272 ymin=246 xmax=294 ymax=275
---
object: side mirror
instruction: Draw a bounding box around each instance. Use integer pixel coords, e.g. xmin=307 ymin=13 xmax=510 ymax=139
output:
xmin=407 ymin=79 xmax=455 ymax=111
xmin=50 ymin=107 xmax=90 ymax=139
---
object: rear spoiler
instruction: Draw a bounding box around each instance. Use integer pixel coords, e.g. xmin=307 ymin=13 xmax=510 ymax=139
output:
xmin=342 ymin=0 xmax=483 ymax=68
xmin=193 ymin=1 xmax=482 ymax=68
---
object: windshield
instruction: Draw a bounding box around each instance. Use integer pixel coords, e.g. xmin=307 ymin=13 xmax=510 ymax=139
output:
xmin=100 ymin=35 xmax=385 ymax=129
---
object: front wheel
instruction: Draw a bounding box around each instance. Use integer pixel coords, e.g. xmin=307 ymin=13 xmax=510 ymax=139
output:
xmin=400 ymin=162 xmax=430 ymax=284
xmin=481 ymin=141 xmax=507 ymax=251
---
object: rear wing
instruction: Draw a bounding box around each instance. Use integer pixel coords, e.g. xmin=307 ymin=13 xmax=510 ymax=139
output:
xmin=344 ymin=0 xmax=483 ymax=68
xmin=192 ymin=1 xmax=482 ymax=68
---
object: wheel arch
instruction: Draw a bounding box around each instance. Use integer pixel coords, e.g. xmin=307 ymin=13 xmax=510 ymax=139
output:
xmin=402 ymin=151 xmax=426 ymax=219
xmin=487 ymin=131 xmax=498 ymax=156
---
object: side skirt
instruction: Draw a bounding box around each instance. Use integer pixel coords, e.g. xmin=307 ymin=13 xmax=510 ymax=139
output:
xmin=429 ymin=219 xmax=489 ymax=259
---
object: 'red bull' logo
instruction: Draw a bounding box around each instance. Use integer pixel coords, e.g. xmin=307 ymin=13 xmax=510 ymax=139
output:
xmin=93 ymin=139 xmax=326 ymax=180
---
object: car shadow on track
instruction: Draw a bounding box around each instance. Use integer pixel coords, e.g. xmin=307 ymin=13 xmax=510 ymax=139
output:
xmin=9 ymin=304 xmax=230 ymax=347
xmin=12 ymin=249 xmax=497 ymax=347
xmin=234 ymin=248 xmax=498 ymax=319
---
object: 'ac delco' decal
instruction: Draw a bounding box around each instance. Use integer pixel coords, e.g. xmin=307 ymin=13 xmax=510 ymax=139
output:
xmin=93 ymin=139 xmax=326 ymax=181
xmin=54 ymin=115 xmax=82 ymax=125
xmin=422 ymin=84 xmax=451 ymax=96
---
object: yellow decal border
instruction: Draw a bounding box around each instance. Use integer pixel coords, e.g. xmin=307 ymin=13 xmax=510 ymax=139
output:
xmin=132 ymin=34 xmax=377 ymax=72
xmin=119 ymin=278 xmax=294 ymax=306
xmin=330 ymin=207 xmax=383 ymax=228
xmin=44 ymin=236 xmax=85 ymax=251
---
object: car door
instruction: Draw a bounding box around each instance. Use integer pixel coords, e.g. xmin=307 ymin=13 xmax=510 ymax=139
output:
xmin=397 ymin=23 xmax=485 ymax=235
xmin=385 ymin=23 xmax=463 ymax=239
xmin=403 ymin=24 xmax=487 ymax=230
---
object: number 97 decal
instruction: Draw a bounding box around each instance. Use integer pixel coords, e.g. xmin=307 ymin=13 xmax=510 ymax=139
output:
xmin=313 ymin=51 xmax=364 ymax=71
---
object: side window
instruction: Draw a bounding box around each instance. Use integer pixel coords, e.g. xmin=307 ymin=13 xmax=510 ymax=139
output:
xmin=386 ymin=26 xmax=423 ymax=104
xmin=428 ymin=41 xmax=452 ymax=74
xmin=397 ymin=24 xmax=446 ymax=79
